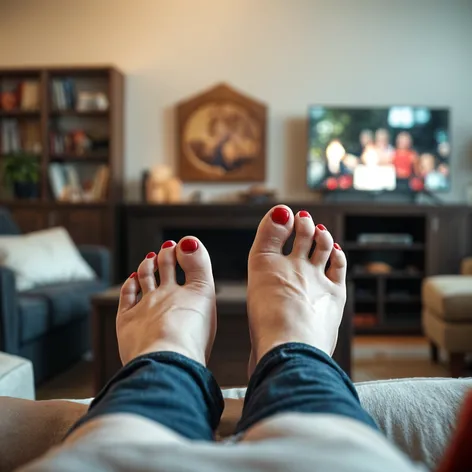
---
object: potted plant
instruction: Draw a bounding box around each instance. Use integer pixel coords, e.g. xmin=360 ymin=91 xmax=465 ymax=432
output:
xmin=3 ymin=153 xmax=40 ymax=199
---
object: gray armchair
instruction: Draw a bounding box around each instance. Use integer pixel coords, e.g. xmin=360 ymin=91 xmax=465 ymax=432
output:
xmin=0 ymin=208 xmax=110 ymax=384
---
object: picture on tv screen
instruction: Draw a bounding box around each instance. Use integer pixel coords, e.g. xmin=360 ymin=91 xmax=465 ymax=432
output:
xmin=307 ymin=106 xmax=450 ymax=192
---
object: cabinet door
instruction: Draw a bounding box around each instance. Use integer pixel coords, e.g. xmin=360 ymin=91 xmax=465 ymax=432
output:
xmin=9 ymin=208 xmax=47 ymax=233
xmin=51 ymin=208 xmax=111 ymax=246
xmin=427 ymin=210 xmax=470 ymax=275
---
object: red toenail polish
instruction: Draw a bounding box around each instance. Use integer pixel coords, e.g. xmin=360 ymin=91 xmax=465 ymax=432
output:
xmin=181 ymin=239 xmax=198 ymax=253
xmin=316 ymin=224 xmax=327 ymax=231
xmin=271 ymin=207 xmax=290 ymax=225
xmin=146 ymin=252 xmax=156 ymax=259
xmin=334 ymin=243 xmax=342 ymax=250
xmin=161 ymin=241 xmax=174 ymax=249
xmin=299 ymin=210 xmax=311 ymax=218
xmin=130 ymin=272 xmax=137 ymax=279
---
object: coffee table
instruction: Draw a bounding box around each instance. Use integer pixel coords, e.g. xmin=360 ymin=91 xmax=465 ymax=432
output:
xmin=92 ymin=283 xmax=352 ymax=393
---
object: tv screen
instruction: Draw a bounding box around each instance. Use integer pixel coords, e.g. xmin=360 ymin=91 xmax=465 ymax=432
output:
xmin=307 ymin=106 xmax=450 ymax=192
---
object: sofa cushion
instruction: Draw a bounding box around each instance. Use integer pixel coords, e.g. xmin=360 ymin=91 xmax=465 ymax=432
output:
xmin=19 ymin=280 xmax=107 ymax=344
xmin=422 ymin=276 xmax=472 ymax=321
xmin=0 ymin=227 xmax=96 ymax=291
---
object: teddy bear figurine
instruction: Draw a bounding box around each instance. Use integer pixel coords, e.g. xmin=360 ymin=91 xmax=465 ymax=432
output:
xmin=146 ymin=164 xmax=182 ymax=204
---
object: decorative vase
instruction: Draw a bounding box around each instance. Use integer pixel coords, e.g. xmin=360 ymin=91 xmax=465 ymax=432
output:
xmin=13 ymin=182 xmax=39 ymax=199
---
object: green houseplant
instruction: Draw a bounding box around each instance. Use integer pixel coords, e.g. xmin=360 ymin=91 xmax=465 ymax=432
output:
xmin=3 ymin=153 xmax=40 ymax=199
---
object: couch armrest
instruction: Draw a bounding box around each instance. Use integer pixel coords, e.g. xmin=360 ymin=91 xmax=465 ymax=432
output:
xmin=78 ymin=245 xmax=111 ymax=284
xmin=0 ymin=266 xmax=20 ymax=354
xmin=461 ymin=257 xmax=472 ymax=276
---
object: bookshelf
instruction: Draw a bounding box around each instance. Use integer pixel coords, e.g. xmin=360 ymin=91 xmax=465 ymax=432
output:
xmin=0 ymin=66 xmax=124 ymax=252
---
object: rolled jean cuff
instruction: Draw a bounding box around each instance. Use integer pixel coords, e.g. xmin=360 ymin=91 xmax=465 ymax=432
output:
xmin=67 ymin=351 xmax=224 ymax=441
xmin=237 ymin=342 xmax=377 ymax=433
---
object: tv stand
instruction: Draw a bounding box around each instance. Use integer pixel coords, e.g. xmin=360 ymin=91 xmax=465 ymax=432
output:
xmin=415 ymin=189 xmax=444 ymax=205
xmin=323 ymin=190 xmax=416 ymax=204
xmin=123 ymin=203 xmax=472 ymax=336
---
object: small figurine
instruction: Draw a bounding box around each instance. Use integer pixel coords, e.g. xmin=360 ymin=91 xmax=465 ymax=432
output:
xmin=0 ymin=91 xmax=18 ymax=111
xmin=146 ymin=164 xmax=182 ymax=204
xmin=71 ymin=130 xmax=91 ymax=155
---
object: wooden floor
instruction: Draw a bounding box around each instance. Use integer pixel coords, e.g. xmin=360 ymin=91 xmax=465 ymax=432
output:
xmin=353 ymin=336 xmax=449 ymax=382
xmin=37 ymin=336 xmax=451 ymax=400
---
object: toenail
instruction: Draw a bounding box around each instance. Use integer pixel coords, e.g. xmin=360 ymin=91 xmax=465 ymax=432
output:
xmin=129 ymin=272 xmax=137 ymax=278
xmin=299 ymin=210 xmax=311 ymax=218
xmin=181 ymin=239 xmax=199 ymax=253
xmin=146 ymin=252 xmax=156 ymax=259
xmin=271 ymin=207 xmax=290 ymax=225
xmin=316 ymin=224 xmax=327 ymax=231
xmin=161 ymin=241 xmax=174 ymax=249
xmin=334 ymin=243 xmax=342 ymax=250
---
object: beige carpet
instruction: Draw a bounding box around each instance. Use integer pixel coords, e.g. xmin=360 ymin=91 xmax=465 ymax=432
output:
xmin=37 ymin=336 xmax=450 ymax=400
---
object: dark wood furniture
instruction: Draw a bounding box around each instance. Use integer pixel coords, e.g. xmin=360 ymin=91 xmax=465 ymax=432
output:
xmin=122 ymin=202 xmax=472 ymax=335
xmin=0 ymin=66 xmax=124 ymax=251
xmin=92 ymin=283 xmax=353 ymax=393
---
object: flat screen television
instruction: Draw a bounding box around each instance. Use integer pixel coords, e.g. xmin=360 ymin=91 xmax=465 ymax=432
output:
xmin=307 ymin=106 xmax=450 ymax=192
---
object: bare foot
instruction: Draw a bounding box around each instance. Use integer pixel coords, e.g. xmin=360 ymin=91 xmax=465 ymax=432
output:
xmin=247 ymin=205 xmax=347 ymax=375
xmin=116 ymin=237 xmax=216 ymax=366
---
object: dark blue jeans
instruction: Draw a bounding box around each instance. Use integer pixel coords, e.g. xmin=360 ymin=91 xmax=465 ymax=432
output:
xmin=68 ymin=343 xmax=377 ymax=440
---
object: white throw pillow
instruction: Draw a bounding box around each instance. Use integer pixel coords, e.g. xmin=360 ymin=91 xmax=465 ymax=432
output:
xmin=0 ymin=227 xmax=96 ymax=291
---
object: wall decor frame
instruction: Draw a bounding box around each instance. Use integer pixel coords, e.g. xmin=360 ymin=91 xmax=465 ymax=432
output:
xmin=176 ymin=83 xmax=267 ymax=182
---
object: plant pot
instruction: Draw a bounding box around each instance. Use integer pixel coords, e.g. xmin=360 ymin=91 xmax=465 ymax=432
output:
xmin=13 ymin=181 xmax=39 ymax=199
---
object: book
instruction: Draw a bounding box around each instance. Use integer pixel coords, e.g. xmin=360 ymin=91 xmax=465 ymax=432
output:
xmin=82 ymin=164 xmax=109 ymax=201
xmin=63 ymin=164 xmax=82 ymax=195
xmin=76 ymin=91 xmax=109 ymax=111
xmin=64 ymin=79 xmax=76 ymax=109
xmin=1 ymin=119 xmax=21 ymax=153
xmin=51 ymin=78 xmax=76 ymax=110
xmin=48 ymin=162 xmax=109 ymax=202
xmin=93 ymin=165 xmax=109 ymax=200
xmin=19 ymin=121 xmax=41 ymax=153
xmin=20 ymin=81 xmax=39 ymax=110
xmin=52 ymin=80 xmax=65 ymax=110
xmin=1 ymin=121 xmax=8 ymax=153
xmin=49 ymin=129 xmax=92 ymax=155
xmin=48 ymin=163 xmax=67 ymax=200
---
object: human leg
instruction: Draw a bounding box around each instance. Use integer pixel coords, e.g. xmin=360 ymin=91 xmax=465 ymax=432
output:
xmin=237 ymin=205 xmax=373 ymax=432
xmin=66 ymin=237 xmax=223 ymax=442
xmin=233 ymin=206 xmax=419 ymax=471
xmin=0 ymin=397 xmax=86 ymax=472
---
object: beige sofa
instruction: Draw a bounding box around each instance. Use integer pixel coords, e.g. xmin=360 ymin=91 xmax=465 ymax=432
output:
xmin=1 ymin=375 xmax=472 ymax=471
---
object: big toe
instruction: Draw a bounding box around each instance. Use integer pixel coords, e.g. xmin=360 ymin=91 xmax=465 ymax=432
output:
xmin=176 ymin=237 xmax=214 ymax=290
xmin=250 ymin=205 xmax=295 ymax=257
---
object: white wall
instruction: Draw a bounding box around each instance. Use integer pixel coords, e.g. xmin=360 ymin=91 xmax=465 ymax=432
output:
xmin=1 ymin=0 xmax=471 ymax=202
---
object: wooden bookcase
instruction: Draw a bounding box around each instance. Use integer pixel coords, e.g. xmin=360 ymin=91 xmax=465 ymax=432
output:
xmin=0 ymin=66 xmax=124 ymax=252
